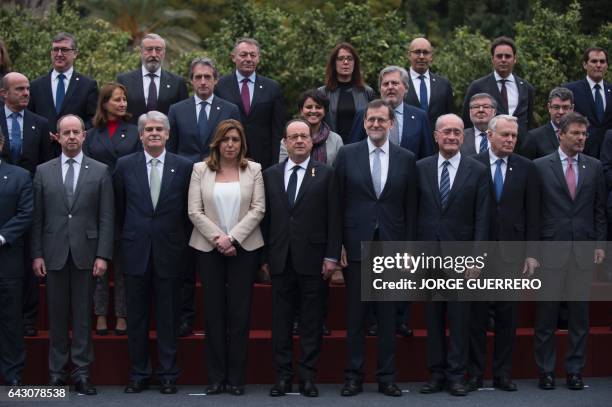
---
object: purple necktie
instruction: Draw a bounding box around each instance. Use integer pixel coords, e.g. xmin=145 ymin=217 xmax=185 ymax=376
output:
xmin=146 ymin=73 xmax=158 ymax=111
xmin=241 ymin=78 xmax=251 ymax=115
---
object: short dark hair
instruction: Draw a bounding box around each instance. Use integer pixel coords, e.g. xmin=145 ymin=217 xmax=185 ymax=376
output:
xmin=558 ymin=112 xmax=589 ymax=134
xmin=189 ymin=57 xmax=218 ymax=80
xmin=52 ymin=32 xmax=77 ymax=50
xmin=490 ymin=36 xmax=516 ymax=56
xmin=297 ymin=89 xmax=329 ymax=113
xmin=93 ymin=82 xmax=132 ymax=127
xmin=364 ymin=99 xmax=395 ymax=123
xmin=583 ymin=46 xmax=608 ymax=64
xmin=324 ymin=42 xmax=365 ymax=90
xmin=548 ymin=87 xmax=574 ymax=104
xmin=284 ymin=118 xmax=312 ymax=138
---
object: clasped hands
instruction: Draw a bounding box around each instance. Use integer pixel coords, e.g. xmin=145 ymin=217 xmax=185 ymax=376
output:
xmin=214 ymin=234 xmax=237 ymax=256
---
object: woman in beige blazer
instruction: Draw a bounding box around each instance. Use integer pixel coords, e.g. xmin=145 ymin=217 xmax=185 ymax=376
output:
xmin=188 ymin=119 xmax=265 ymax=396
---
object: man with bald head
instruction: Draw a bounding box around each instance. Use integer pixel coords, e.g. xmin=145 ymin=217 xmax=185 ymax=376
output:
xmin=405 ymin=37 xmax=454 ymax=130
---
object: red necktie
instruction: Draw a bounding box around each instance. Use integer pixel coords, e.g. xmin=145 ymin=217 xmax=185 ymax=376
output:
xmin=565 ymin=158 xmax=576 ymax=200
xmin=241 ymin=78 xmax=251 ymax=115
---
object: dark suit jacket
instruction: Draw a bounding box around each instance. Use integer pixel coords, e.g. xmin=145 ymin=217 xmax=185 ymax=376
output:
xmin=460 ymin=128 xmax=480 ymax=157
xmin=116 ymin=68 xmax=189 ymax=123
xmin=406 ymin=71 xmax=454 ymax=129
xmin=416 ymin=154 xmax=489 ymax=241
xmin=82 ymin=121 xmax=141 ymax=172
xmin=534 ymin=151 xmax=606 ymax=269
xmin=474 ymin=151 xmax=540 ymax=261
xmin=215 ymin=72 xmax=285 ymax=169
xmin=28 ymin=69 xmax=98 ymax=133
xmin=522 ymin=122 xmax=559 ymax=160
xmin=31 ymin=155 xmax=114 ymax=270
xmin=564 ymin=79 xmax=612 ymax=158
xmin=334 ymin=140 xmax=418 ymax=262
xmin=0 ymin=106 xmax=52 ymax=173
xmin=348 ymin=104 xmax=433 ymax=159
xmin=462 ymin=73 xmax=534 ymax=144
xmin=262 ymin=159 xmax=341 ymax=275
xmin=0 ymin=161 xmax=33 ymax=278
xmin=167 ymin=96 xmax=241 ymax=163
xmin=114 ymin=151 xmax=193 ymax=278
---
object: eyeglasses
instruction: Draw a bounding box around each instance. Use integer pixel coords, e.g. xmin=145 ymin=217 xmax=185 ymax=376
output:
xmin=549 ymin=104 xmax=573 ymax=112
xmin=437 ymin=128 xmax=462 ymax=135
xmin=409 ymin=50 xmax=432 ymax=56
xmin=470 ymin=104 xmax=494 ymax=110
xmin=336 ymin=56 xmax=355 ymax=63
xmin=51 ymin=47 xmax=76 ymax=54
xmin=365 ymin=117 xmax=390 ymax=124
xmin=588 ymin=58 xmax=607 ymax=64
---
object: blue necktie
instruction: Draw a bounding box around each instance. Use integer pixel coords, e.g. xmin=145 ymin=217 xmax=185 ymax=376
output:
xmin=286 ymin=165 xmax=299 ymax=209
xmin=372 ymin=148 xmax=382 ymax=197
xmin=594 ymin=84 xmax=604 ymax=123
xmin=56 ymin=73 xmax=65 ymax=114
xmin=494 ymin=158 xmax=504 ymax=202
xmin=479 ymin=132 xmax=488 ymax=153
xmin=439 ymin=160 xmax=450 ymax=208
xmin=419 ymin=74 xmax=428 ymax=111
xmin=9 ymin=112 xmax=22 ymax=163
xmin=198 ymin=101 xmax=209 ymax=143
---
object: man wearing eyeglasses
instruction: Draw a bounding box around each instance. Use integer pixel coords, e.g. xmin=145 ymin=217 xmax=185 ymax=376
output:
xmin=523 ymin=87 xmax=575 ymax=160
xmin=28 ymin=32 xmax=98 ymax=136
xmin=405 ymin=38 xmax=454 ymax=131
xmin=462 ymin=36 xmax=534 ymax=152
xmin=461 ymin=93 xmax=498 ymax=156
xmin=564 ymin=47 xmax=611 ymax=158
xmin=117 ymin=33 xmax=189 ymax=125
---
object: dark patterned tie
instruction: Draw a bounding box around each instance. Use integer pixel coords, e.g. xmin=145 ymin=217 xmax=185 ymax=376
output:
xmin=499 ymin=79 xmax=508 ymax=112
xmin=146 ymin=73 xmax=158 ymax=111
xmin=419 ymin=74 xmax=428 ymax=111
xmin=439 ymin=160 xmax=450 ymax=208
xmin=286 ymin=165 xmax=299 ymax=208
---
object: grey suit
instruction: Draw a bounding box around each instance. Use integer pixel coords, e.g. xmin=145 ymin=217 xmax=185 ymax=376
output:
xmin=460 ymin=128 xmax=479 ymax=157
xmin=31 ymin=154 xmax=114 ymax=380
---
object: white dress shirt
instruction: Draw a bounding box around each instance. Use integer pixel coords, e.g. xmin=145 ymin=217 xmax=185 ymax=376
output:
xmin=409 ymin=68 xmax=431 ymax=104
xmin=52 ymin=67 xmax=73 ymax=107
xmin=394 ymin=102 xmax=405 ymax=144
xmin=144 ymin=149 xmax=166 ymax=186
xmin=367 ymin=137 xmax=390 ymax=192
xmin=235 ymin=71 xmax=255 ymax=104
xmin=61 ymin=151 xmax=83 ymax=191
xmin=214 ymin=181 xmax=240 ymax=234
xmin=142 ymin=66 xmax=161 ymax=104
xmin=488 ymin=150 xmax=508 ymax=182
xmin=284 ymin=156 xmax=310 ymax=194
xmin=194 ymin=94 xmax=213 ymax=122
xmin=494 ymin=71 xmax=518 ymax=115
xmin=586 ymin=76 xmax=607 ymax=110
xmin=437 ymin=151 xmax=461 ymax=189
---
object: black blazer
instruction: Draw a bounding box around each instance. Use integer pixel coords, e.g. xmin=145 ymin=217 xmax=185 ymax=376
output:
xmin=0 ymin=106 xmax=52 ymax=174
xmin=534 ymin=151 xmax=606 ymax=269
xmin=462 ymin=72 xmax=534 ymax=143
xmin=215 ymin=72 xmax=285 ymax=169
xmin=334 ymin=140 xmax=418 ymax=262
xmin=0 ymin=161 xmax=33 ymax=278
xmin=167 ymin=96 xmax=241 ymax=163
xmin=522 ymin=122 xmax=559 ymax=160
xmin=263 ymin=159 xmax=341 ymax=275
xmin=564 ymin=78 xmax=612 ymax=158
xmin=114 ymin=151 xmax=193 ymax=278
xmin=405 ymin=71 xmax=454 ymax=129
xmin=82 ymin=121 xmax=141 ymax=172
xmin=28 ymin=69 xmax=98 ymax=132
xmin=116 ymin=68 xmax=189 ymax=123
xmin=416 ymin=154 xmax=490 ymax=241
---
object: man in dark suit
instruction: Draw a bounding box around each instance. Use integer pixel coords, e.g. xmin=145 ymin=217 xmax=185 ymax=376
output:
xmin=460 ymin=93 xmax=497 ymax=156
xmin=533 ymin=112 xmax=606 ymax=391
xmin=349 ymin=66 xmax=433 ymax=159
xmin=28 ymin=32 xmax=98 ymax=135
xmin=417 ymin=113 xmax=490 ymax=397
xmin=215 ymin=37 xmax=285 ymax=169
xmin=564 ymin=47 xmax=611 ymax=158
xmin=336 ymin=99 xmax=418 ymax=397
xmin=31 ymin=114 xmax=114 ymax=395
xmin=462 ymin=36 xmax=534 ymax=148
xmin=0 ymin=130 xmax=33 ymax=386
xmin=523 ymin=87 xmax=575 ymax=160
xmin=467 ymin=115 xmax=540 ymax=392
xmin=168 ymin=57 xmax=240 ymax=337
xmin=114 ymin=111 xmax=193 ymax=395
xmin=405 ymin=37 xmax=454 ymax=130
xmin=117 ymin=33 xmax=189 ymax=124
xmin=262 ymin=119 xmax=341 ymax=397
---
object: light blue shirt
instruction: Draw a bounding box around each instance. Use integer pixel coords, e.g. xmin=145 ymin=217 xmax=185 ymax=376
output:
xmin=4 ymin=105 xmax=24 ymax=140
xmin=394 ymin=102 xmax=404 ymax=143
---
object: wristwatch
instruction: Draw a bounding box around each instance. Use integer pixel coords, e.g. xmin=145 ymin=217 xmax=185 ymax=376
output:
xmin=228 ymin=235 xmax=237 ymax=246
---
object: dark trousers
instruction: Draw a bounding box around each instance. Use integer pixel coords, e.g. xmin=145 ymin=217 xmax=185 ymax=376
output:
xmin=468 ymin=301 xmax=517 ymax=378
xmin=179 ymin=248 xmax=197 ymax=328
xmin=197 ymin=248 xmax=258 ymax=386
xmin=426 ymin=301 xmax=470 ymax=384
xmin=0 ymin=277 xmax=25 ymax=382
xmin=21 ymin=232 xmax=38 ymax=329
xmin=343 ymin=261 xmax=396 ymax=383
xmin=271 ymin=259 xmax=326 ymax=381
xmin=46 ymin=253 xmax=95 ymax=380
xmin=125 ymin=255 xmax=181 ymax=381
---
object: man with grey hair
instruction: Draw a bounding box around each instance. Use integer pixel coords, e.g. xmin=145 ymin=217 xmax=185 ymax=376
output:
xmin=461 ymin=93 xmax=498 ymax=156
xmin=348 ymin=65 xmax=433 ymax=159
xmin=114 ymin=110 xmax=193 ymax=394
xmin=467 ymin=114 xmax=540 ymax=392
xmin=117 ymin=33 xmax=188 ymax=124
xmin=523 ymin=87 xmax=575 ymax=159
xmin=215 ymin=37 xmax=285 ymax=169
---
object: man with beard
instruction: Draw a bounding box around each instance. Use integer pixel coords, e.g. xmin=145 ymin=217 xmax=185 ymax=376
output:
xmin=117 ymin=33 xmax=188 ymax=124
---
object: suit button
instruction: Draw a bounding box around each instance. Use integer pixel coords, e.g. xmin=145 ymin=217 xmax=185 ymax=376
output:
xmin=68 ymin=214 xmax=72 ymax=219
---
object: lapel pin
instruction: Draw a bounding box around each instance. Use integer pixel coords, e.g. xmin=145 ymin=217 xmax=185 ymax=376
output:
xmin=582 ymin=165 xmax=586 ymax=169
xmin=432 ymin=78 xmax=436 ymax=82
xmin=85 ymin=165 xmax=89 ymax=169
xmin=520 ymin=81 xmax=524 ymax=85
xmin=32 ymin=126 xmax=36 ymax=130
xmin=171 ymin=168 xmax=175 ymax=173
xmin=259 ymin=85 xmax=263 ymax=89
xmin=121 ymin=133 xmax=125 ymax=138
xmin=3 ymin=175 xmax=7 ymax=179
xmin=76 ymin=77 xmax=80 ymax=81
xmin=216 ymin=106 xmax=220 ymax=110
xmin=509 ymin=167 xmax=513 ymax=171
xmin=167 ymin=84 xmax=171 ymax=88
xmin=411 ymin=115 xmax=415 ymax=119
xmin=311 ymin=168 xmax=315 ymax=177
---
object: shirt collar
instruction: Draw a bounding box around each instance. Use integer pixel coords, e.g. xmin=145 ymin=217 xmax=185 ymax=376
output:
xmin=438 ymin=151 xmax=461 ymax=168
xmin=194 ymin=94 xmax=214 ymax=106
xmin=394 ymin=102 xmax=404 ymax=115
xmin=144 ymin=149 xmax=166 ymax=165
xmin=494 ymin=71 xmax=514 ymax=83
xmin=474 ymin=127 xmax=488 ymax=136
xmin=488 ymin=149 xmax=508 ymax=165
xmin=4 ymin=105 xmax=24 ymax=118
xmin=61 ymin=150 xmax=83 ymax=165
xmin=550 ymin=121 xmax=559 ymax=133
xmin=286 ymin=156 xmax=310 ymax=172
xmin=409 ymin=67 xmax=429 ymax=80
xmin=142 ymin=66 xmax=162 ymax=77
xmin=586 ymin=75 xmax=604 ymax=90
xmin=367 ymin=136 xmax=390 ymax=155
xmin=236 ymin=70 xmax=256 ymax=84
xmin=558 ymin=147 xmax=578 ymax=162
xmin=53 ymin=66 xmax=73 ymax=80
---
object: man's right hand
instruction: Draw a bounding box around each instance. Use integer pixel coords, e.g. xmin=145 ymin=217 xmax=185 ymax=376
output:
xmin=33 ymin=257 xmax=46 ymax=277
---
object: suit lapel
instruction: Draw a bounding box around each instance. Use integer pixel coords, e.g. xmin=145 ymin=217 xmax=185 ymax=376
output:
xmin=605 ymin=82 xmax=612 ymax=115
xmin=228 ymin=74 xmax=245 ymax=115
xmin=356 ymin=141 xmax=377 ymax=199
xmin=293 ymin=160 xmax=315 ymax=209
xmin=42 ymin=72 xmax=55 ymax=114
xmin=134 ymin=152 xmax=154 ymax=212
xmin=486 ymin=74 xmax=506 ymax=114
xmin=60 ymin=72 xmax=80 ymax=114
xmin=70 ymin=155 xmax=91 ymax=209
xmin=250 ymin=75 xmax=264 ymax=113
xmin=52 ymin=158 xmax=70 ymax=210
xmin=21 ymin=112 xmax=37 ymax=161
xmin=545 ymin=123 xmax=559 ymax=151
xmin=132 ymin=70 xmax=147 ymax=112
xmin=99 ymin=126 xmax=117 ymax=159
xmin=157 ymin=152 xmax=177 ymax=208
xmin=379 ymin=144 xmax=398 ymax=199
xmin=445 ymin=157 xmax=471 ymax=210
xmin=0 ymin=109 xmax=9 ymax=158
xmin=205 ymin=98 xmax=222 ymax=144
xmin=549 ymin=153 xmax=572 ymax=201
xmin=158 ymin=70 xmax=173 ymax=106
xmin=406 ymin=77 xmax=419 ymax=106
xmin=500 ymin=154 xmax=516 ymax=202
xmin=575 ymin=154 xmax=589 ymax=198
xmin=273 ymin=160 xmax=290 ymax=211
xmin=581 ymin=79 xmax=599 ymax=123
xmin=426 ymin=157 xmax=441 ymax=210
